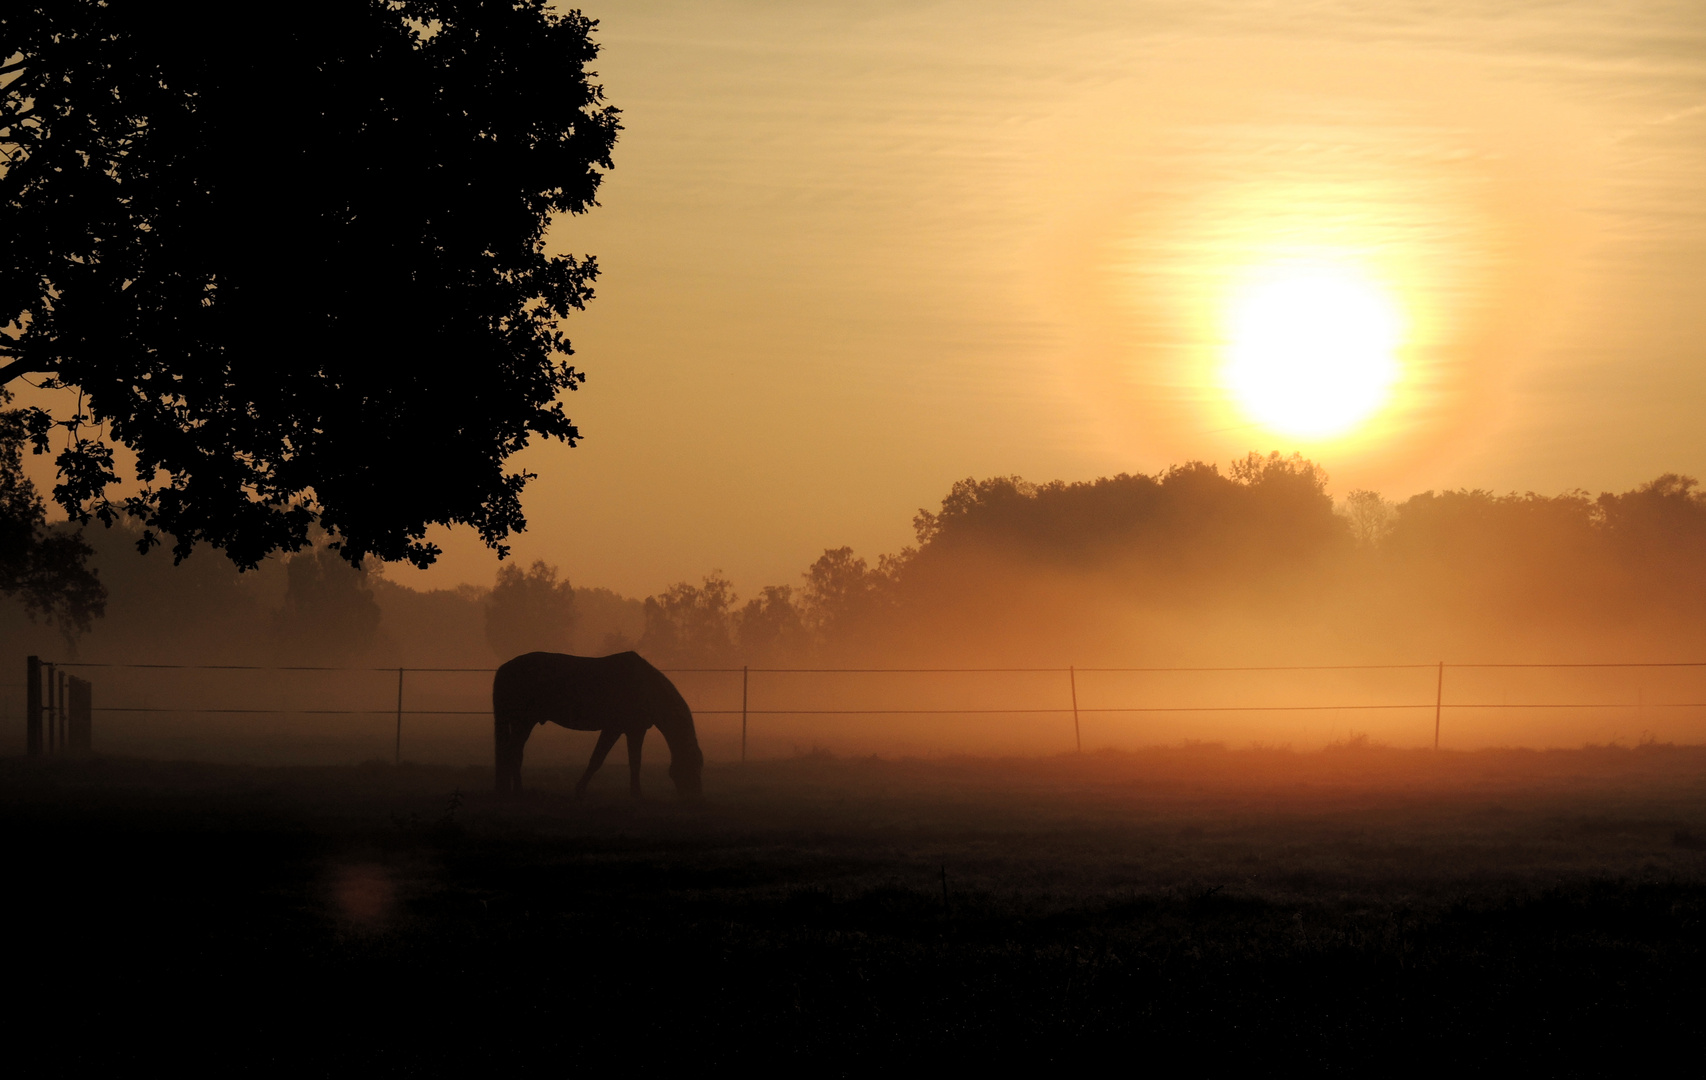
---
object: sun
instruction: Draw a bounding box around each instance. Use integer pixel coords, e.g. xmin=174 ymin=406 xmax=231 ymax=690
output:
xmin=1221 ymin=267 xmax=1404 ymax=439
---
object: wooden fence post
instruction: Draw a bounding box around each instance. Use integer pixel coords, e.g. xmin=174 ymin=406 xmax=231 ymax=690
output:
xmin=26 ymin=656 xmax=41 ymax=757
xmin=1434 ymin=661 xmax=1444 ymax=750
xmin=1070 ymin=666 xmax=1081 ymax=754
xmin=741 ymin=665 xmax=749 ymax=763
xmin=395 ymin=668 xmax=405 ymax=765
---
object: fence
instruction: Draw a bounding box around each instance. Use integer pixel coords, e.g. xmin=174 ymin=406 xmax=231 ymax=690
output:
xmin=27 ymin=657 xmax=92 ymax=756
xmin=21 ymin=656 xmax=1706 ymax=764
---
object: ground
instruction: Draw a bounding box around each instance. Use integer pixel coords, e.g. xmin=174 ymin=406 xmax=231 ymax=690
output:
xmin=5 ymin=744 xmax=1705 ymax=1073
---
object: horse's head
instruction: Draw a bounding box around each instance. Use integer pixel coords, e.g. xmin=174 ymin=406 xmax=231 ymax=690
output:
xmin=668 ymin=743 xmax=704 ymax=797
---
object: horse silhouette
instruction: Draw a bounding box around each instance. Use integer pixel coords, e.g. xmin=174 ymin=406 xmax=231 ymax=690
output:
xmin=492 ymin=651 xmax=704 ymax=797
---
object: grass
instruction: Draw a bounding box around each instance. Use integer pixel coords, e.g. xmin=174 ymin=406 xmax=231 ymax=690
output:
xmin=5 ymin=743 xmax=1706 ymax=1072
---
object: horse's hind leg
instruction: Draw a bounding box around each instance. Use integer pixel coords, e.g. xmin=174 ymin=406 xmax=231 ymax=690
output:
xmin=576 ymin=728 xmax=621 ymax=799
xmin=625 ymin=729 xmax=645 ymax=799
xmin=494 ymin=714 xmax=531 ymax=794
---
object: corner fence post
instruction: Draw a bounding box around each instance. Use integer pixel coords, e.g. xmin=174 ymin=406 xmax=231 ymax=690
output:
xmin=741 ymin=665 xmax=749 ymax=763
xmin=395 ymin=668 xmax=405 ymax=765
xmin=1070 ymin=666 xmax=1081 ymax=754
xmin=25 ymin=656 xmax=41 ymax=757
xmin=1434 ymin=660 xmax=1444 ymax=750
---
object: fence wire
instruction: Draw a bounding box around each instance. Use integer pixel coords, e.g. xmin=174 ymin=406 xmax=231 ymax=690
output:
xmin=25 ymin=658 xmax=1706 ymax=762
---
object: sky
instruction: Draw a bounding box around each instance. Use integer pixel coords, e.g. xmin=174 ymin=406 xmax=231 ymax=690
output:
xmin=32 ymin=0 xmax=1706 ymax=599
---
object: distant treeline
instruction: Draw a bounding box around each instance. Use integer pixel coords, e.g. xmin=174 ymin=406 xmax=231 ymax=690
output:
xmin=635 ymin=452 xmax=1706 ymax=667
xmin=5 ymin=451 xmax=1706 ymax=668
xmin=0 ymin=525 xmax=644 ymax=668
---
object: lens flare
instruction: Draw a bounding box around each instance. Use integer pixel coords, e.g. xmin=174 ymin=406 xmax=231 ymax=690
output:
xmin=1222 ymin=268 xmax=1403 ymax=439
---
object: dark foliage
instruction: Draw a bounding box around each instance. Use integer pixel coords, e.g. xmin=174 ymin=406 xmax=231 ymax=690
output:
xmin=0 ymin=391 xmax=103 ymax=635
xmin=0 ymin=1 xmax=619 ymax=568
xmin=911 ymin=451 xmax=1341 ymax=577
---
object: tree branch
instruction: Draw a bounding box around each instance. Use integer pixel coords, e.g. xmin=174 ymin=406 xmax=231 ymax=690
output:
xmin=0 ymin=356 xmax=42 ymax=384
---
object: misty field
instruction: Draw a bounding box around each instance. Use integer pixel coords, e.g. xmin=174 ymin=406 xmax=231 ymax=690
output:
xmin=7 ymin=743 xmax=1705 ymax=1072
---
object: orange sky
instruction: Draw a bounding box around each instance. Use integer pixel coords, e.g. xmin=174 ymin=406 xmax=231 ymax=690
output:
xmin=25 ymin=0 xmax=1706 ymax=598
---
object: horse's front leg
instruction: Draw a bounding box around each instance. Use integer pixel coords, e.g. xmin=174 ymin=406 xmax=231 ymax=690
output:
xmin=625 ymin=729 xmax=645 ymax=799
xmin=576 ymin=728 xmax=621 ymax=799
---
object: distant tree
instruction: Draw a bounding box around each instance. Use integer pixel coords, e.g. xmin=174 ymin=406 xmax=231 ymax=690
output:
xmin=0 ymin=2 xmax=619 ymax=569
xmin=485 ymin=560 xmax=576 ymax=661
xmin=1597 ymin=474 xmax=1706 ymax=551
xmin=906 ymin=453 xmax=1341 ymax=583
xmin=1340 ymin=489 xmax=1396 ymax=548
xmin=800 ymin=547 xmax=883 ymax=642
xmin=273 ymin=546 xmax=380 ymax=661
xmin=1383 ymin=488 xmax=1602 ymax=623
xmin=1227 ymin=452 xmax=1342 ymax=555
xmin=1228 ymin=450 xmax=1328 ymax=489
xmin=567 ymin=585 xmax=645 ymax=655
xmin=736 ymin=584 xmax=806 ymax=663
xmin=638 ymin=574 xmax=738 ymax=667
xmin=912 ymin=476 xmax=1037 ymax=545
xmin=369 ymin=578 xmax=490 ymax=669
xmin=69 ymin=517 xmax=270 ymax=663
xmin=1593 ymin=474 xmax=1706 ymax=612
xmin=0 ymin=389 xmax=104 ymax=636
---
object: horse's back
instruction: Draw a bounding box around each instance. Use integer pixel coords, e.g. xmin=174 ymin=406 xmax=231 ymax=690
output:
xmin=492 ymin=651 xmax=679 ymax=725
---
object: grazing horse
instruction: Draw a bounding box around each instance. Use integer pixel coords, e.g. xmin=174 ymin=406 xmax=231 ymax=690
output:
xmin=492 ymin=651 xmax=704 ymax=797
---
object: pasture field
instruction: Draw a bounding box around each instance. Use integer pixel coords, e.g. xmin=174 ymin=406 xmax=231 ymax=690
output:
xmin=5 ymin=743 xmax=1706 ymax=1073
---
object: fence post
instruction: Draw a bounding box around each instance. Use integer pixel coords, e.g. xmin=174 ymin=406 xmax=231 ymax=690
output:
xmin=26 ymin=656 xmax=41 ymax=757
xmin=58 ymin=669 xmax=67 ymax=751
xmin=741 ymin=665 xmax=749 ymax=763
xmin=1070 ymin=666 xmax=1081 ymax=754
xmin=1434 ymin=660 xmax=1444 ymax=750
xmin=395 ymin=668 xmax=405 ymax=765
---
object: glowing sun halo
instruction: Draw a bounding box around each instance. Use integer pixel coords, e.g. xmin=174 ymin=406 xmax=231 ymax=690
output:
xmin=1222 ymin=269 xmax=1403 ymax=439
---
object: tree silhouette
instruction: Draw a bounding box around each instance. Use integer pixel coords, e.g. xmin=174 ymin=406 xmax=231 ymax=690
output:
xmin=801 ymin=547 xmax=877 ymax=638
xmin=905 ymin=454 xmax=1343 ymax=584
xmin=0 ymin=389 xmax=103 ymax=635
xmin=1341 ymin=489 xmax=1397 ymax=548
xmin=0 ymin=2 xmax=619 ymax=569
xmin=639 ymin=574 xmax=738 ymax=667
xmin=485 ymin=559 xmax=576 ymax=661
xmin=736 ymin=584 xmax=806 ymax=664
xmin=272 ymin=546 xmax=380 ymax=662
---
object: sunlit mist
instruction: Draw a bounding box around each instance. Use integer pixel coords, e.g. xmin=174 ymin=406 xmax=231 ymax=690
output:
xmin=1221 ymin=267 xmax=1403 ymax=440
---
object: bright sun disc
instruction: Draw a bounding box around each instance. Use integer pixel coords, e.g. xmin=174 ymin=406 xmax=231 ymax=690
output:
xmin=1223 ymin=269 xmax=1402 ymax=439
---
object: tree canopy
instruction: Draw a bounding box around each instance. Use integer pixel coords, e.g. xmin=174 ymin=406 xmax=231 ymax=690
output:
xmin=0 ymin=1 xmax=619 ymax=570
xmin=0 ymin=388 xmax=103 ymax=634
